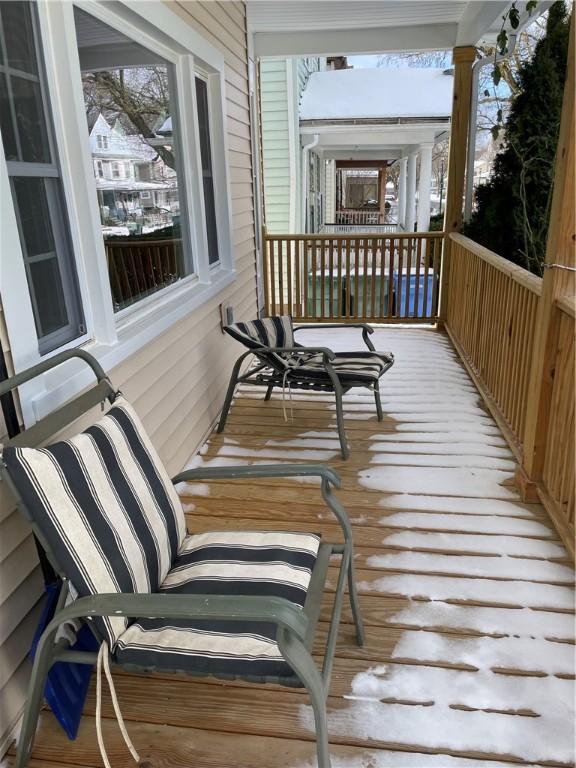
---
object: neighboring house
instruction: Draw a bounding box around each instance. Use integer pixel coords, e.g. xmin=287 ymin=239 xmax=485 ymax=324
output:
xmin=0 ymin=0 xmax=256 ymax=749
xmin=88 ymin=113 xmax=177 ymax=234
xmin=259 ymin=57 xmax=322 ymax=233
xmin=261 ymin=64 xmax=453 ymax=233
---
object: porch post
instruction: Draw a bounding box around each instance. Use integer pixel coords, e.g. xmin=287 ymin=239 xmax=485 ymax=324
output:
xmin=417 ymin=142 xmax=433 ymax=232
xmin=397 ymin=157 xmax=407 ymax=228
xmin=325 ymin=159 xmax=336 ymax=223
xmin=378 ymin=165 xmax=387 ymax=223
xmin=517 ymin=16 xmax=575 ymax=497
xmin=439 ymin=45 xmax=476 ymax=321
xmin=405 ymin=151 xmax=417 ymax=232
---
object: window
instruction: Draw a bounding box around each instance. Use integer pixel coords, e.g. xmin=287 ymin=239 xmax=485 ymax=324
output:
xmin=0 ymin=1 xmax=85 ymax=354
xmin=195 ymin=76 xmax=219 ymax=265
xmin=140 ymin=191 xmax=151 ymax=199
xmin=96 ymin=160 xmax=103 ymax=178
xmin=74 ymin=8 xmax=193 ymax=312
xmin=96 ymin=134 xmax=108 ymax=150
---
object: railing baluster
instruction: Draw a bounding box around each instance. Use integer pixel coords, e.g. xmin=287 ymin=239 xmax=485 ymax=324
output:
xmin=379 ymin=238 xmax=387 ymax=319
xmin=422 ymin=237 xmax=430 ymax=318
xmin=262 ymin=232 xmax=270 ymax=316
xmin=287 ymin=238 xmax=293 ymax=316
xmin=337 ymin=238 xmax=343 ymax=318
xmin=404 ymin=235 xmax=412 ymax=317
xmin=431 ymin=237 xmax=440 ymax=318
xmin=353 ymin=239 xmax=360 ymax=320
xmin=370 ymin=237 xmax=377 ymax=320
xmin=345 ymin=238 xmax=351 ymax=319
xmin=269 ymin=238 xmax=276 ymax=315
xmin=329 ymin=237 xmax=334 ymax=319
xmin=396 ymin=237 xmax=403 ymax=319
xmin=414 ymin=236 xmax=422 ymax=319
xmin=320 ymin=238 xmax=326 ymax=319
xmin=278 ymin=239 xmax=285 ymax=315
xmin=303 ymin=239 xmax=309 ymax=319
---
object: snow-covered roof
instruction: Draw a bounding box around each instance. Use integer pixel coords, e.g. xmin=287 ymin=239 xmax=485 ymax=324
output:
xmin=300 ymin=68 xmax=454 ymax=121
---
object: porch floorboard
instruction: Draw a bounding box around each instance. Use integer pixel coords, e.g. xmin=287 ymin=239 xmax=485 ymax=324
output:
xmin=8 ymin=327 xmax=575 ymax=768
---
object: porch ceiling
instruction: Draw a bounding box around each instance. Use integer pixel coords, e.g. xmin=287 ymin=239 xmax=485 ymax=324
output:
xmin=248 ymin=0 xmax=513 ymax=57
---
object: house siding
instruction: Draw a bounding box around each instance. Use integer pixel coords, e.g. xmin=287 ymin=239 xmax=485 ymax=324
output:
xmin=0 ymin=0 xmax=257 ymax=753
xmin=260 ymin=59 xmax=291 ymax=233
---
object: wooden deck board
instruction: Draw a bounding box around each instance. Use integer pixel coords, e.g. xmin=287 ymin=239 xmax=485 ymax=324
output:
xmin=9 ymin=327 xmax=574 ymax=768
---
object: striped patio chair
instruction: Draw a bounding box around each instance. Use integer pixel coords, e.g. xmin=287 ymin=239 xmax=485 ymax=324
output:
xmin=219 ymin=316 xmax=394 ymax=458
xmin=0 ymin=350 xmax=363 ymax=768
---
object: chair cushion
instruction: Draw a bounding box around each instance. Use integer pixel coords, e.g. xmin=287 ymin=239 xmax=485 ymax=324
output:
xmin=299 ymin=351 xmax=393 ymax=384
xmin=225 ymin=316 xmax=294 ymax=362
xmin=114 ymin=530 xmax=320 ymax=680
xmin=2 ymin=396 xmax=186 ymax=648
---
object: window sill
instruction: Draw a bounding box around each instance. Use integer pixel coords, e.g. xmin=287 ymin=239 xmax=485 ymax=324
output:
xmin=29 ymin=265 xmax=236 ymax=424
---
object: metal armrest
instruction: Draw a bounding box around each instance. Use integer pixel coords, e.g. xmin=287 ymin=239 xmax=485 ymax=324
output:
xmin=294 ymin=323 xmax=376 ymax=352
xmin=172 ymin=463 xmax=341 ymax=488
xmin=45 ymin=592 xmax=309 ymax=642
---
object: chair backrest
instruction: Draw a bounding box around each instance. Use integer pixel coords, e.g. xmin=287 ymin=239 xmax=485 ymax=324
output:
xmin=224 ymin=316 xmax=295 ymax=370
xmin=1 ymin=364 xmax=186 ymax=649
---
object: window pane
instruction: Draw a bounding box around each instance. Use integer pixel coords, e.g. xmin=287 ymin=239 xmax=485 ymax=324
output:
xmin=74 ymin=7 xmax=192 ymax=312
xmin=1 ymin=1 xmax=85 ymax=354
xmin=28 ymin=257 xmax=69 ymax=337
xmin=0 ymin=71 xmax=17 ymax=160
xmin=195 ymin=77 xmax=219 ymax=265
xmin=11 ymin=74 xmax=50 ymax=163
xmin=0 ymin=1 xmax=38 ymax=74
xmin=12 ymin=176 xmax=55 ymax=256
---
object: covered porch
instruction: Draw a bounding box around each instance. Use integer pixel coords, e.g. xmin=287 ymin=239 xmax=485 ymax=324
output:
xmin=6 ymin=325 xmax=574 ymax=767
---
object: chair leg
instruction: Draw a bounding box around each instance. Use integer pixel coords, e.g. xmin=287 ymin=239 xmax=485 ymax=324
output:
xmin=348 ymin=555 xmax=365 ymax=646
xmin=374 ymin=385 xmax=383 ymax=422
xmin=217 ymin=357 xmax=244 ymax=433
xmin=277 ymin=628 xmax=331 ymax=768
xmin=333 ymin=386 xmax=349 ymax=460
xmin=14 ymin=630 xmax=58 ymax=768
xmin=264 ymin=384 xmax=274 ymax=401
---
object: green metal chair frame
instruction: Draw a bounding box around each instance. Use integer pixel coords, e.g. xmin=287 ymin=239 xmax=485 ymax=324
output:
xmin=0 ymin=349 xmax=364 ymax=768
xmin=218 ymin=322 xmax=394 ymax=459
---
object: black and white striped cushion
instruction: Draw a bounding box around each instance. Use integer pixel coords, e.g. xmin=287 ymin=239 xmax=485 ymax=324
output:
xmin=300 ymin=351 xmax=393 ymax=384
xmin=225 ymin=316 xmax=294 ymax=362
xmin=114 ymin=530 xmax=320 ymax=678
xmin=2 ymin=397 xmax=186 ymax=648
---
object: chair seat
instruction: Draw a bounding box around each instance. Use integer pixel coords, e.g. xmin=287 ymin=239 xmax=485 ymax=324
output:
xmin=114 ymin=530 xmax=320 ymax=681
xmin=297 ymin=350 xmax=393 ymax=384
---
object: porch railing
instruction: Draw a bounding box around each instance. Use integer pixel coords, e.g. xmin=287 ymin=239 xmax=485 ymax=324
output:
xmin=445 ymin=233 xmax=574 ymax=551
xmin=104 ymin=238 xmax=182 ymax=309
xmin=320 ymin=223 xmax=401 ymax=235
xmin=335 ymin=209 xmax=390 ymax=225
xmin=263 ymin=230 xmax=443 ymax=322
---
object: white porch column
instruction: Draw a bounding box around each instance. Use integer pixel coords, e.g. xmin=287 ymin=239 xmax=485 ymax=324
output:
xmin=325 ymin=159 xmax=336 ymax=223
xmin=397 ymin=157 xmax=407 ymax=228
xmin=417 ymin=143 xmax=434 ymax=232
xmin=405 ymin=151 xmax=418 ymax=233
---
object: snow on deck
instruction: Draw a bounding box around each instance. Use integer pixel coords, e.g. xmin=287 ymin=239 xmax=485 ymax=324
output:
xmin=187 ymin=325 xmax=575 ymax=767
xmin=18 ymin=327 xmax=575 ymax=768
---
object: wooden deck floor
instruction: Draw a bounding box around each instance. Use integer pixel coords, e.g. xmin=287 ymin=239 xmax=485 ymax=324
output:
xmin=8 ymin=327 xmax=575 ymax=768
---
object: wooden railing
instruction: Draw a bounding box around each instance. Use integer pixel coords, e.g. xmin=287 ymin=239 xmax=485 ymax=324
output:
xmin=321 ymin=223 xmax=401 ymax=235
xmin=263 ymin=231 xmax=443 ymax=322
xmin=104 ymin=238 xmax=182 ymax=310
xmin=335 ymin=210 xmax=390 ymax=226
xmin=445 ymin=233 xmax=575 ymax=556
xmin=540 ymin=296 xmax=575 ymax=546
xmin=445 ymin=234 xmax=541 ymax=450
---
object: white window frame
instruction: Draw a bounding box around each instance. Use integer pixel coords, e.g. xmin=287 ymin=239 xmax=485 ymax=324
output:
xmin=0 ymin=0 xmax=236 ymax=426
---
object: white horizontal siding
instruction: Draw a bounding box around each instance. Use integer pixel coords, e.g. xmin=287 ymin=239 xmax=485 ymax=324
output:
xmin=260 ymin=59 xmax=291 ymax=234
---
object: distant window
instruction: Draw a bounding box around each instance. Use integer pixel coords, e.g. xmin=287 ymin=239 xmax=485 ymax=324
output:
xmin=0 ymin=1 xmax=85 ymax=354
xmin=124 ymin=161 xmax=130 ymax=177
xmin=195 ymin=76 xmax=219 ymax=265
xmin=96 ymin=135 xmax=108 ymax=150
xmin=96 ymin=160 xmax=104 ymax=178
xmin=111 ymin=161 xmax=120 ymax=178
xmin=140 ymin=190 xmax=151 ymax=199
